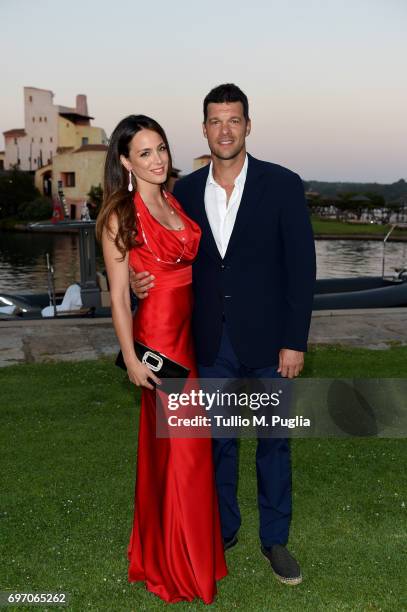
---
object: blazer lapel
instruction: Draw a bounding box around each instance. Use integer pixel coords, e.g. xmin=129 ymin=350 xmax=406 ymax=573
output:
xmin=223 ymin=154 xmax=267 ymax=260
xmin=192 ymin=165 xmax=222 ymax=262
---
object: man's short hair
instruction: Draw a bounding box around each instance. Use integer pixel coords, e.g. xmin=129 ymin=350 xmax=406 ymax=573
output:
xmin=203 ymin=83 xmax=250 ymax=122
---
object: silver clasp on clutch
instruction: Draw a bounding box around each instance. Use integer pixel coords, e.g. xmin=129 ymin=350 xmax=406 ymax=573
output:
xmin=142 ymin=351 xmax=163 ymax=372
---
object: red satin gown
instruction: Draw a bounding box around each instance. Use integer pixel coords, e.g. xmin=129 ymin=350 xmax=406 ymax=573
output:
xmin=127 ymin=191 xmax=227 ymax=604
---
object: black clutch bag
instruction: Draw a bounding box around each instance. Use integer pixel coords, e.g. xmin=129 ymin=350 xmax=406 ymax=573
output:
xmin=115 ymin=341 xmax=190 ymax=379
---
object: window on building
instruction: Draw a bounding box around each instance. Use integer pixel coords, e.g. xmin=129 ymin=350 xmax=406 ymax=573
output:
xmin=40 ymin=137 xmax=43 ymax=143
xmin=34 ymin=158 xmax=37 ymax=164
xmin=63 ymin=172 xmax=76 ymax=187
xmin=39 ymin=117 xmax=42 ymax=122
xmin=29 ymin=95 xmax=33 ymax=102
xmin=81 ymin=137 xmax=89 ymax=146
xmin=44 ymin=117 xmax=47 ymax=122
xmin=17 ymin=158 xmax=21 ymax=165
xmin=50 ymin=137 xmax=53 ymax=142
xmin=32 ymin=117 xmax=35 ymax=122
xmin=14 ymin=138 xmax=17 ymax=145
xmin=32 ymin=137 xmax=34 ymax=143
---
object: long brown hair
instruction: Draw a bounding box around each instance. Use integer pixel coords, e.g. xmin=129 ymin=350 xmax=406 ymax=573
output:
xmin=95 ymin=115 xmax=173 ymax=259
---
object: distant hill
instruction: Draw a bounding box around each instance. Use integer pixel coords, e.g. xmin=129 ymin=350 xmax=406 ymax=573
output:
xmin=303 ymin=179 xmax=407 ymax=202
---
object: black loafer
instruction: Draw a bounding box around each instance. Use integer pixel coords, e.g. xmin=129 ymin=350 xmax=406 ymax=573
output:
xmin=261 ymin=544 xmax=302 ymax=585
xmin=223 ymin=533 xmax=238 ymax=551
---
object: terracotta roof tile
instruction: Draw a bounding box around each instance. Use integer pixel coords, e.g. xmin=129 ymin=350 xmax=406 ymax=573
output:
xmin=3 ymin=128 xmax=26 ymax=137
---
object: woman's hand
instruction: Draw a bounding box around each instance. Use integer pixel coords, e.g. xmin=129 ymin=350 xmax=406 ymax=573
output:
xmin=126 ymin=358 xmax=161 ymax=390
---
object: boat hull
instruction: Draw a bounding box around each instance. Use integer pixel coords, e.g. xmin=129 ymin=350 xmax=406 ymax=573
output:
xmin=313 ymin=277 xmax=407 ymax=310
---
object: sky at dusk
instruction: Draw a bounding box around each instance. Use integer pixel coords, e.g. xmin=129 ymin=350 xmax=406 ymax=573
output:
xmin=1 ymin=0 xmax=406 ymax=182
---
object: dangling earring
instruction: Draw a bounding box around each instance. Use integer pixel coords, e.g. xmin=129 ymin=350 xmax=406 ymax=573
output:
xmin=128 ymin=169 xmax=133 ymax=192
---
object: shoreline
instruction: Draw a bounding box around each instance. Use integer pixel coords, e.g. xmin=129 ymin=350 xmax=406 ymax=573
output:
xmin=0 ymin=222 xmax=81 ymax=234
xmin=1 ymin=307 xmax=407 ymax=367
xmin=315 ymin=233 xmax=407 ymax=241
xmin=1 ymin=222 xmax=407 ymax=241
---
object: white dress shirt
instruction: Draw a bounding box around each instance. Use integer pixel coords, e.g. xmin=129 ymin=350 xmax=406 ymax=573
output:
xmin=204 ymin=154 xmax=248 ymax=258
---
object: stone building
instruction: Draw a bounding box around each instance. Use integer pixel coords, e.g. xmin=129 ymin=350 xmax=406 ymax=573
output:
xmin=3 ymin=87 xmax=107 ymax=172
xmin=3 ymin=87 xmax=108 ymax=219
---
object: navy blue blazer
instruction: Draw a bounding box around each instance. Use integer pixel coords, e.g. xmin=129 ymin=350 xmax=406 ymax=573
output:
xmin=173 ymin=153 xmax=316 ymax=368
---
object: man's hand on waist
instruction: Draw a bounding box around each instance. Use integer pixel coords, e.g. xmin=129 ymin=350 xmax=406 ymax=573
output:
xmin=129 ymin=269 xmax=154 ymax=299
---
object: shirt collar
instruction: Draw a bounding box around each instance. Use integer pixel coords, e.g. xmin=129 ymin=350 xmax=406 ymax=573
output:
xmin=207 ymin=153 xmax=248 ymax=187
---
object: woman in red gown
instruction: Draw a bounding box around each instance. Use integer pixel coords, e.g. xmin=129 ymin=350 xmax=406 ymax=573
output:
xmin=96 ymin=115 xmax=227 ymax=604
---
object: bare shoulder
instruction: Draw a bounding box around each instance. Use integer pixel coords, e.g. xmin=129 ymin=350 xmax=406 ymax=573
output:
xmin=102 ymin=210 xmax=120 ymax=241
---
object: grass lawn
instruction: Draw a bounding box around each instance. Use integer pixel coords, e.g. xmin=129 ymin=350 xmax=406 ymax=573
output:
xmin=311 ymin=217 xmax=407 ymax=239
xmin=1 ymin=347 xmax=406 ymax=611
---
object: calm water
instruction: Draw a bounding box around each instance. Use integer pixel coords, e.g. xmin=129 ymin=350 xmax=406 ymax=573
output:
xmin=316 ymin=239 xmax=407 ymax=278
xmin=0 ymin=231 xmax=406 ymax=293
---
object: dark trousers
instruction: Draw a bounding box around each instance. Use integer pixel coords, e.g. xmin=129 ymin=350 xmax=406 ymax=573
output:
xmin=198 ymin=323 xmax=292 ymax=547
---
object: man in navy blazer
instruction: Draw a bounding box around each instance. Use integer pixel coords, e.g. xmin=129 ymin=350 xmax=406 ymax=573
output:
xmin=131 ymin=84 xmax=316 ymax=585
